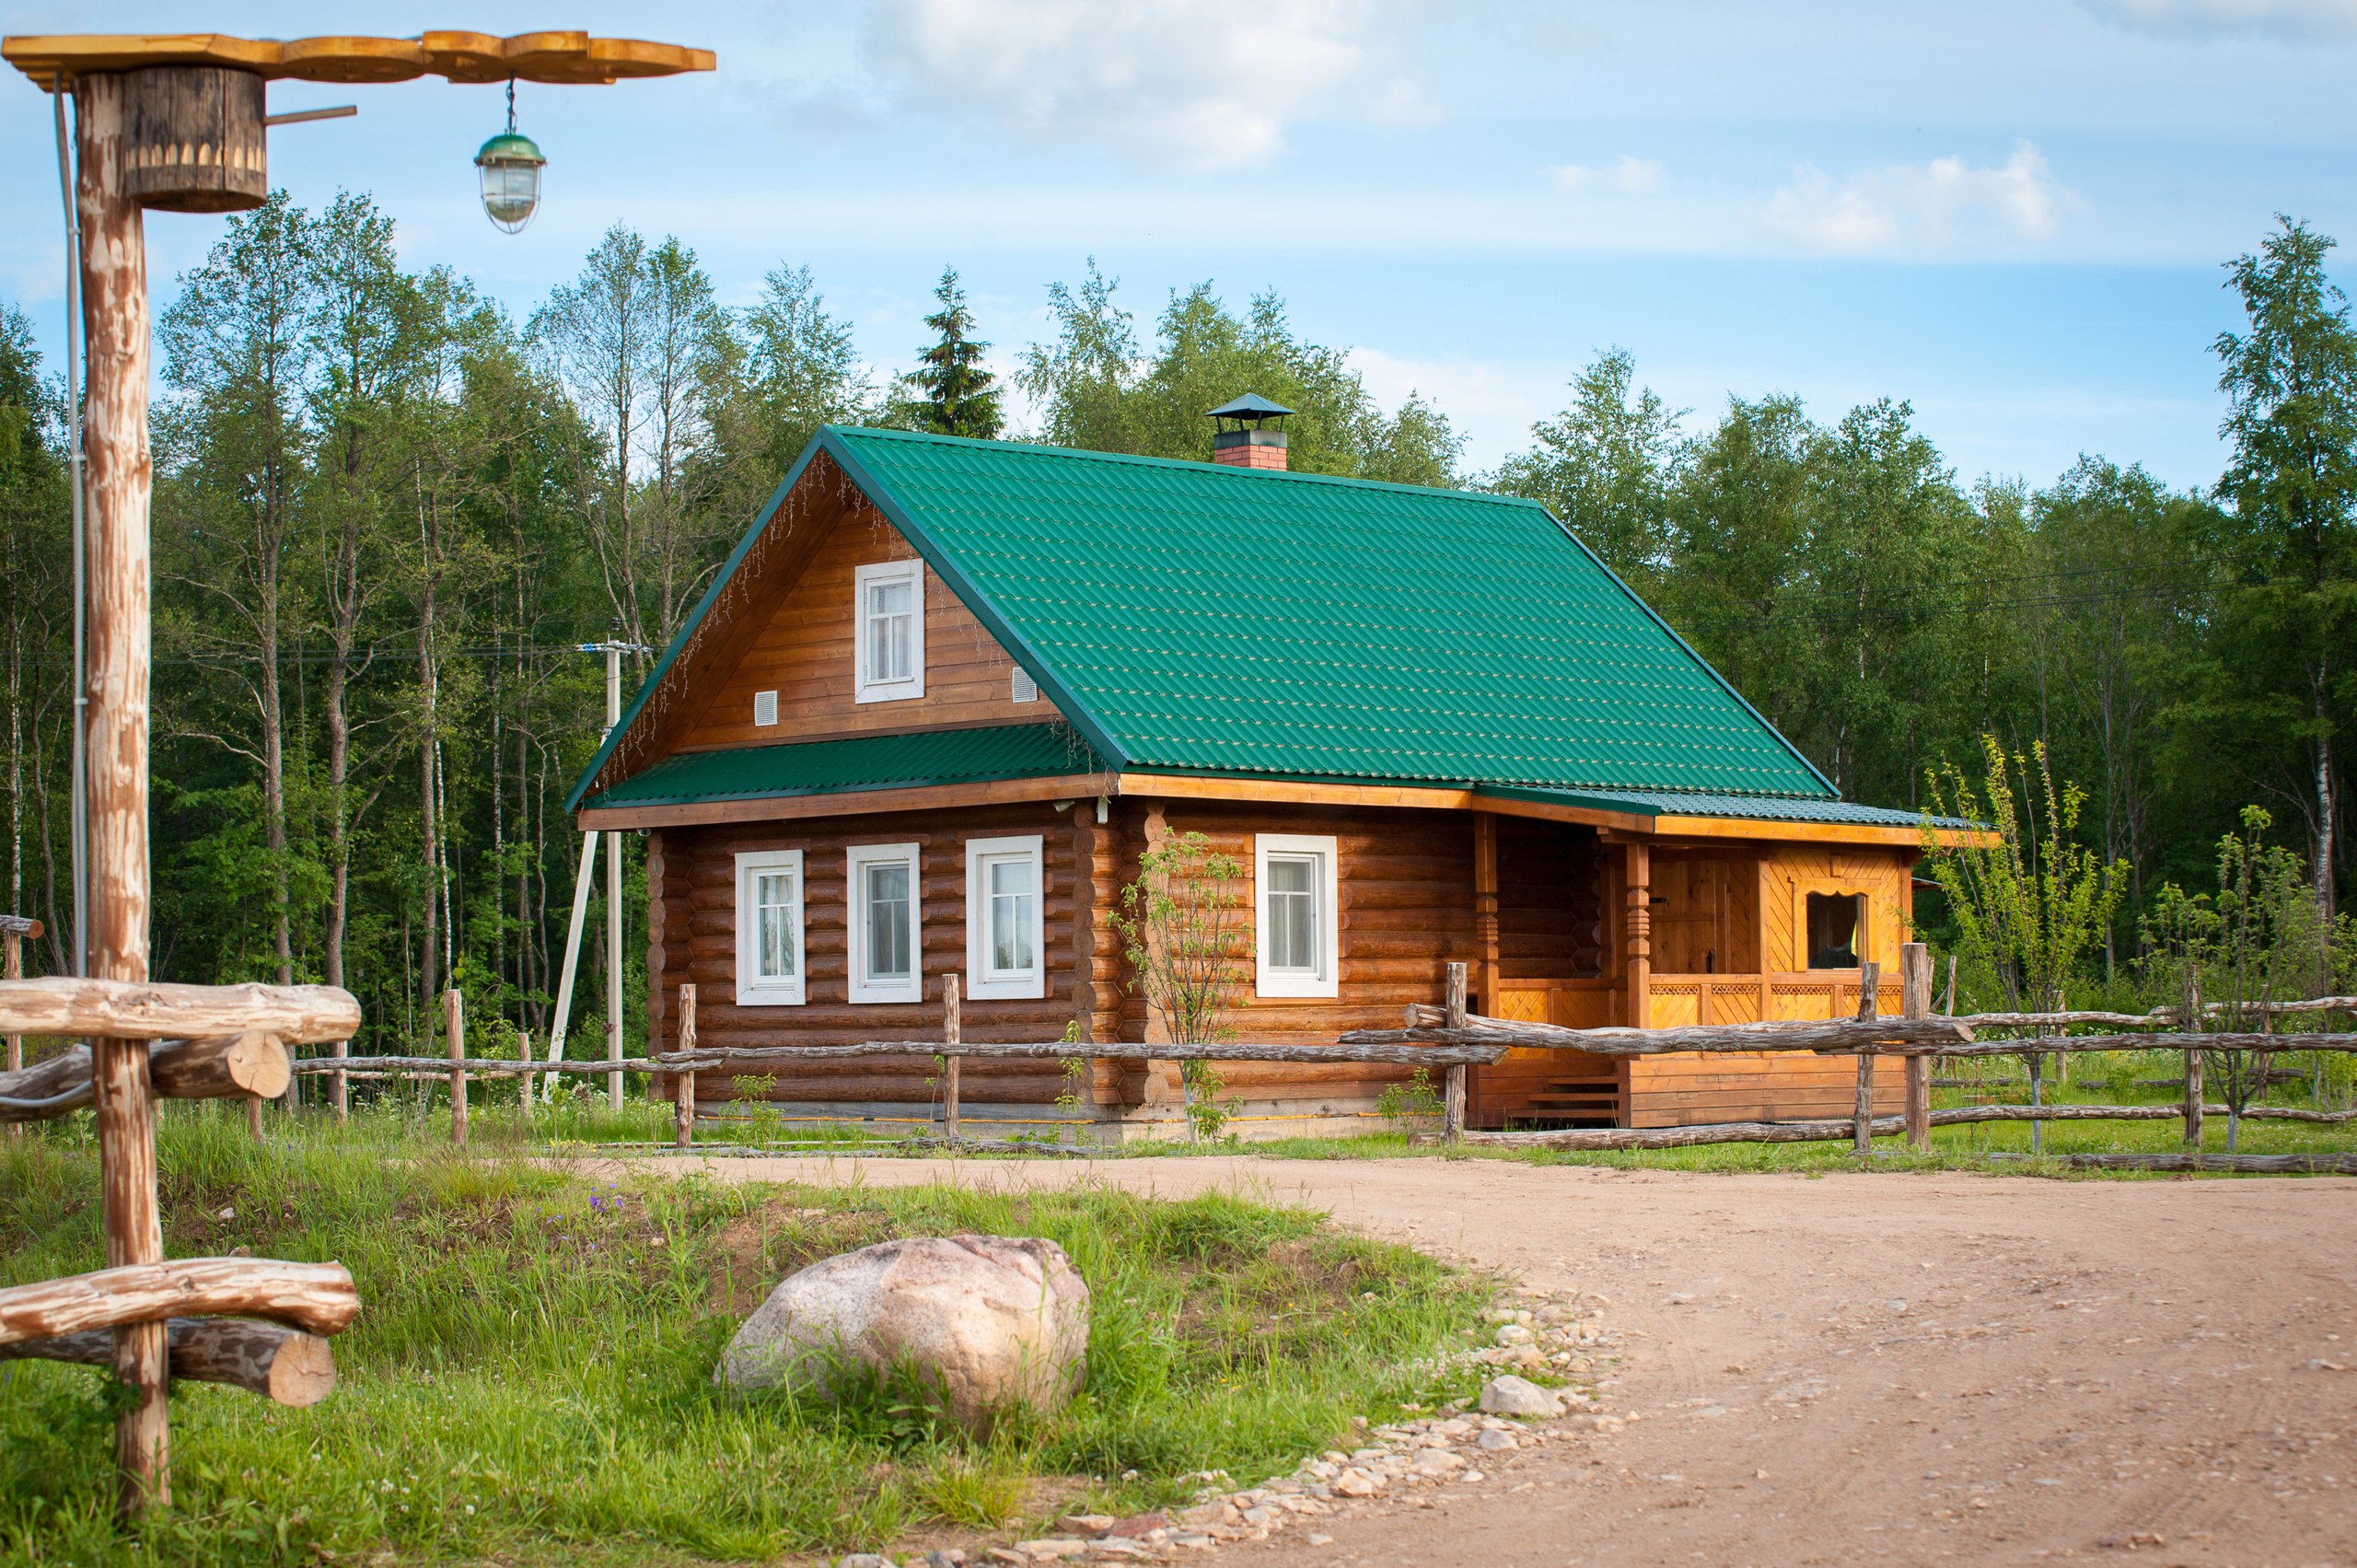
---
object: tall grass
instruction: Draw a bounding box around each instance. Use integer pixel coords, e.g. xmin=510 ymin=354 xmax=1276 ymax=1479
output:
xmin=0 ymin=1111 xmax=1484 ymax=1566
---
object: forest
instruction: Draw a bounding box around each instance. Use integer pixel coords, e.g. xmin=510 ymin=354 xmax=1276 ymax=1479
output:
xmin=0 ymin=193 xmax=2350 ymax=1053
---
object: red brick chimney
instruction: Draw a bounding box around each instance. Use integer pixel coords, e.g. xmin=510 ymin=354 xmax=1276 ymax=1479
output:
xmin=1208 ymin=393 xmax=1293 ymax=470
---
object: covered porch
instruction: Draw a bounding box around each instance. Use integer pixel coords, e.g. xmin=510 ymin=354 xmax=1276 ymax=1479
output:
xmin=1461 ymin=813 xmax=1911 ymax=1130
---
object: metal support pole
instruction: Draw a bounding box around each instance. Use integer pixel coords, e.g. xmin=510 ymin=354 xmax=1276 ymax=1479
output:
xmin=52 ymin=85 xmax=87 ymax=980
xmin=542 ymin=829 xmax=597 ymax=1104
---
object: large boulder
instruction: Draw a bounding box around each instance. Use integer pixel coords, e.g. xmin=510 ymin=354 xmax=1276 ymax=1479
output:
xmin=717 ymin=1234 xmax=1089 ymax=1431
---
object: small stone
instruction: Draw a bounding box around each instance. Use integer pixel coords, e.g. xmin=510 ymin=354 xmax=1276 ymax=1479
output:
xmin=1167 ymin=1535 xmax=1216 ymax=1552
xmin=923 ymin=1553 xmax=969 ymax=1568
xmin=1105 ymin=1513 xmax=1167 ymax=1539
xmin=1495 ymin=1323 xmax=1536 ymax=1346
xmin=1015 ymin=1540 xmax=1089 ymax=1561
xmin=1476 ymin=1428 xmax=1517 ymax=1452
xmin=1062 ymin=1515 xmax=1115 ymax=1537
xmin=837 ymin=1556 xmax=894 ymax=1568
xmin=1479 ymin=1376 xmax=1566 ymax=1419
xmin=1331 ymin=1468 xmax=1386 ymax=1497
xmin=1409 ymin=1450 xmax=1466 ymax=1478
xmin=1084 ymin=1542 xmax=1151 ymax=1562
xmin=1306 ymin=1534 xmax=1335 ymax=1546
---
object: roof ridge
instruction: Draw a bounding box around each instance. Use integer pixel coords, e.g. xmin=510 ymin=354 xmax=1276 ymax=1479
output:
xmin=825 ymin=424 xmax=1552 ymax=511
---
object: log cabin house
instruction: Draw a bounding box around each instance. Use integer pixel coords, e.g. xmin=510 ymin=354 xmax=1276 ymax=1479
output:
xmin=569 ymin=403 xmax=1975 ymax=1140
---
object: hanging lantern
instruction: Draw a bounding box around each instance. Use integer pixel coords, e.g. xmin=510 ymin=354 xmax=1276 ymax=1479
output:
xmin=475 ymin=79 xmax=544 ymax=234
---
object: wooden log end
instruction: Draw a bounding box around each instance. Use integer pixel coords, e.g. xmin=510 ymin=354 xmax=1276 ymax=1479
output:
xmin=258 ymin=1329 xmax=337 ymax=1407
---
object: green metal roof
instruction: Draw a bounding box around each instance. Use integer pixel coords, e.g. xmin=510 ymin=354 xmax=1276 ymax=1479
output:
xmin=586 ymin=724 xmax=1106 ymax=810
xmin=823 ymin=427 xmax=1834 ymax=797
xmin=1477 ymin=785 xmax=1962 ymax=830
xmin=574 ymin=426 xmax=1856 ymax=817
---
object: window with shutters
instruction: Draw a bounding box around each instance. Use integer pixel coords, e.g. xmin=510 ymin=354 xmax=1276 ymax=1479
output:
xmin=1254 ymin=833 xmax=1339 ymax=998
xmin=847 ymin=842 xmax=923 ymax=1003
xmin=966 ymin=835 xmax=1045 ymax=999
xmin=853 ymin=560 xmax=924 ymax=703
xmin=734 ymin=850 xmax=805 ymax=1005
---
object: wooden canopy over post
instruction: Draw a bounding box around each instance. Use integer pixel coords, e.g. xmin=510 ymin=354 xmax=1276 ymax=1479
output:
xmin=2 ymin=26 xmax=711 ymax=1519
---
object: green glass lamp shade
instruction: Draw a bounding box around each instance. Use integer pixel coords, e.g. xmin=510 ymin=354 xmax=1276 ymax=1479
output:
xmin=475 ymin=131 xmax=546 ymax=234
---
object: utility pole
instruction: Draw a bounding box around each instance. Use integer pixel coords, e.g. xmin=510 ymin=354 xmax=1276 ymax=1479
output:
xmin=544 ymin=635 xmax=644 ymax=1108
xmin=603 ymin=639 xmax=626 ymax=1109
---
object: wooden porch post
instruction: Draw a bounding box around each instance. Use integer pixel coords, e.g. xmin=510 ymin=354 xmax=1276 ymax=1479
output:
xmin=1472 ymin=812 xmax=1500 ymax=1017
xmin=1623 ymin=842 xmax=1652 ymax=1028
xmin=75 ymin=68 xmax=168 ymax=1513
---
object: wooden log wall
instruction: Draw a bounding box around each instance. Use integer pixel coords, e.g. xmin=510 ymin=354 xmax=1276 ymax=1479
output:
xmin=651 ymin=799 xmax=1095 ymax=1106
xmin=1111 ymin=798 xmax=1479 ymax=1100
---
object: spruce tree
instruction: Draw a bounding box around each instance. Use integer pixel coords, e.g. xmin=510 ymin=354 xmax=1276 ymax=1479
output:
xmin=897 ymin=267 xmax=1003 ymax=439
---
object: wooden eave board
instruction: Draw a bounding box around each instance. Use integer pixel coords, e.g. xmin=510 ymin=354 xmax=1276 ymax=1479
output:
xmin=2 ymin=31 xmax=713 ymax=89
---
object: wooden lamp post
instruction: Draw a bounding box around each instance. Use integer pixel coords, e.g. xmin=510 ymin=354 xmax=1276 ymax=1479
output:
xmin=0 ymin=29 xmax=712 ymax=1516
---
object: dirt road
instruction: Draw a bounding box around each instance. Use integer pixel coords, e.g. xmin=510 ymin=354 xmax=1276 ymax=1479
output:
xmin=621 ymin=1154 xmax=2357 ymax=1567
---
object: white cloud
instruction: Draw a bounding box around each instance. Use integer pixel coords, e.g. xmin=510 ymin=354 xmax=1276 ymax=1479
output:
xmin=852 ymin=0 xmax=1423 ymax=170
xmin=2077 ymin=0 xmax=2357 ymax=39
xmin=1764 ymin=141 xmax=2079 ymax=258
xmin=1548 ymin=156 xmax=1666 ymax=194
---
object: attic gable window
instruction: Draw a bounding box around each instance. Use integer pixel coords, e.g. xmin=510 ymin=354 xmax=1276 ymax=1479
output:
xmin=1255 ymin=833 xmax=1340 ymax=999
xmin=854 ymin=560 xmax=924 ymax=703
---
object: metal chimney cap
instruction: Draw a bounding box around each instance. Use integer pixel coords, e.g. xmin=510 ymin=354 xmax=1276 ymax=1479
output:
xmin=1206 ymin=393 xmax=1295 ymax=426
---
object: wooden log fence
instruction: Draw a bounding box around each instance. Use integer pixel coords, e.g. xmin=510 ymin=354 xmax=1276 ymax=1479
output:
xmin=3 ymin=915 xmax=34 ymax=1146
xmin=0 ymin=1032 xmax=290 ymax=1122
xmin=0 ymin=1258 xmax=358 ymax=1346
xmin=0 ymin=1319 xmax=336 ymax=1407
xmin=0 ymin=966 xmax=364 ymax=1512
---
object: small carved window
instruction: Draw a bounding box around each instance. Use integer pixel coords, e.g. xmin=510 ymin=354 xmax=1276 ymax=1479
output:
xmin=1805 ymin=892 xmax=1865 ymax=970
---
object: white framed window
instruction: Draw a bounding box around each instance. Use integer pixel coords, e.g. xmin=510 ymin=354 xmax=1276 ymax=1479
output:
xmin=847 ymin=841 xmax=923 ymax=1003
xmin=853 ymin=560 xmax=925 ymax=703
xmin=1255 ymin=833 xmax=1340 ymax=998
xmin=966 ymin=835 xmax=1045 ymax=1000
xmin=734 ymin=849 xmax=806 ymax=1005
xmin=752 ymin=690 xmax=778 ymax=726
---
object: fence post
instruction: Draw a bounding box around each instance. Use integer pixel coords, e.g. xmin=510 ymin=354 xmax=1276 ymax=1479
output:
xmin=943 ymin=973 xmax=962 ymax=1145
xmin=446 ymin=988 xmax=467 ymax=1149
xmin=1902 ymin=943 xmax=1932 ymax=1153
xmin=675 ymin=985 xmax=696 ymax=1149
xmin=4 ymin=926 xmax=19 ymax=1147
xmin=1442 ymin=961 xmax=1468 ymax=1144
xmin=518 ymin=1030 xmax=533 ymax=1116
xmin=330 ymin=1034 xmax=348 ymax=1123
xmin=1853 ymin=960 xmax=1881 ymax=1156
xmin=2183 ymin=980 xmax=2203 ymax=1150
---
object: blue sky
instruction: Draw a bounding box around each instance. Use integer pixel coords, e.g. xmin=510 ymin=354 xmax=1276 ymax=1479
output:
xmin=5 ymin=0 xmax=2355 ymax=490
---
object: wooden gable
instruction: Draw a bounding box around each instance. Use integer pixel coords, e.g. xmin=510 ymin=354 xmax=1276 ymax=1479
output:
xmin=585 ymin=450 xmax=1066 ymax=797
xmin=668 ymin=497 xmax=1061 ymax=755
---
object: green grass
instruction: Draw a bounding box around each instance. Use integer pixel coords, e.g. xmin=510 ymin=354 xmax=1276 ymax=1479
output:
xmin=0 ymin=1109 xmax=1488 ymax=1566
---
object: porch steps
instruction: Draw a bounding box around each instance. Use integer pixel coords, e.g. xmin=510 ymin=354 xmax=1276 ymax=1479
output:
xmin=1523 ymin=1068 xmax=1620 ymax=1129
